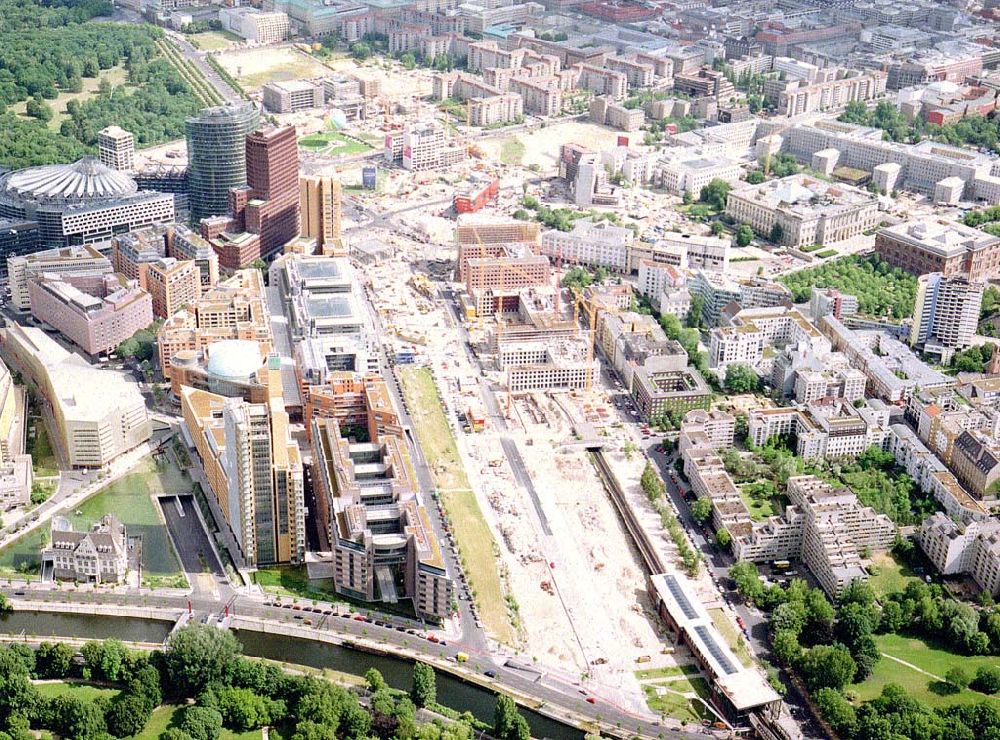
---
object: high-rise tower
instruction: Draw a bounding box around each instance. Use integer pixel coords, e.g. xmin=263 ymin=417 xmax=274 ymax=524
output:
xmin=185 ymin=102 xmax=260 ymax=222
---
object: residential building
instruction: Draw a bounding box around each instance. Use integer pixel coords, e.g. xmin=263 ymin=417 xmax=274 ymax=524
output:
xmin=0 ymin=323 xmax=150 ymax=468
xmin=41 ymin=515 xmax=128 ymax=584
xmin=299 ymin=175 xmax=343 ymax=256
xmin=748 ymin=398 xmax=890 ymax=460
xmin=399 ymin=120 xmax=465 ymax=171
xmin=186 ymin=102 xmax=261 ymax=222
xmin=709 ymin=306 xmax=827 ymax=374
xmin=770 ymin=71 xmax=887 ymax=117
xmin=689 ymin=271 xmax=791 ymax=327
xmin=170 ymin=224 xmax=220 ymax=289
xmin=875 ymin=219 xmax=1000 ymax=281
xmin=574 ymin=64 xmax=627 ymax=100
xmin=920 ymin=513 xmax=1000 ymax=596
xmin=950 ymin=430 xmax=1000 ymax=500
xmin=910 ymin=273 xmax=983 ymax=362
xmin=810 ymin=287 xmax=859 ymax=322
xmin=0 ymin=158 xmax=174 ymax=249
xmin=138 ymin=257 xmax=202 ymax=320
xmin=112 ymin=226 xmax=169 ymax=280
xmin=97 ymin=127 xmax=135 ymax=172
xmin=725 ymin=175 xmax=880 ymax=247
xmin=28 ymin=273 xmax=153 ymax=357
xmin=539 ymin=219 xmax=634 ymax=272
xmin=637 ymin=261 xmax=690 ymax=317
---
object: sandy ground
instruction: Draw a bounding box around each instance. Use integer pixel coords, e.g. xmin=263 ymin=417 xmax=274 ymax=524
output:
xmin=214 ymin=45 xmax=332 ymax=89
xmin=478 ymin=120 xmax=628 ymax=173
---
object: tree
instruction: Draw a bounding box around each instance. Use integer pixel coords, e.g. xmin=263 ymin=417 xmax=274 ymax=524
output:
xmin=699 ymin=178 xmax=731 ymax=211
xmin=35 ymin=642 xmax=74 ymax=679
xmin=290 ymin=721 xmax=337 ymax=740
xmin=25 ymin=97 xmax=53 ymax=122
xmin=735 ymin=223 xmax=754 ymax=247
xmin=82 ymin=639 xmax=127 ymax=682
xmin=163 ymin=624 xmax=241 ymax=698
xmin=105 ymin=693 xmax=152 ymax=738
xmin=411 ymin=662 xmax=436 ymax=708
xmin=946 ymin=666 xmax=971 ymax=691
xmin=690 ymin=497 xmax=713 ymax=524
xmin=365 ymin=668 xmax=387 ymax=693
xmin=213 ymin=687 xmax=284 ymax=732
xmin=710 ymin=220 xmax=725 ymax=236
xmin=974 ymin=665 xmax=1000 ymax=694
xmin=493 ymin=694 xmax=528 ymax=740
xmin=772 ymin=629 xmax=801 ymax=666
xmin=640 ymin=461 xmax=664 ymax=502
xmin=814 ymin=688 xmax=857 ymax=737
xmin=724 ymin=363 xmax=760 ymax=394
xmin=771 ymin=600 xmax=807 ymax=635
xmin=769 ymin=223 xmax=784 ymax=244
xmin=745 ymin=170 xmax=766 ymax=185
xmin=798 ymin=644 xmax=856 ymax=691
xmin=0 ymin=648 xmax=36 ymax=726
xmin=129 ymin=664 xmax=162 ymax=709
xmin=349 ymin=42 xmax=372 ymax=60
xmin=48 ymin=695 xmax=107 ymax=740
xmin=180 ymin=706 xmax=223 ymax=740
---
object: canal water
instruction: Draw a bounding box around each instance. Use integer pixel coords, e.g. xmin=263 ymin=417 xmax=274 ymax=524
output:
xmin=0 ymin=612 xmax=583 ymax=740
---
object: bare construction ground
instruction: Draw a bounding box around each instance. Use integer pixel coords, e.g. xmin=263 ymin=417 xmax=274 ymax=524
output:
xmin=214 ymin=45 xmax=332 ymax=89
xmin=478 ymin=120 xmax=628 ymax=173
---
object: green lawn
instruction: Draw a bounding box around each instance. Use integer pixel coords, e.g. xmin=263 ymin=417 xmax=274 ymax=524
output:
xmin=867 ymin=552 xmax=922 ymax=598
xmin=500 ymin=138 xmax=525 ymax=166
xmin=298 ymin=131 xmax=371 ymax=157
xmin=186 ymin=30 xmax=242 ymax=51
xmin=635 ymin=664 xmax=701 ymax=680
xmin=709 ymin=608 xmax=753 ymax=668
xmin=135 ymin=705 xmax=263 ymax=740
xmin=33 ymin=682 xmax=118 ymax=702
xmin=396 ymin=367 xmax=513 ymax=645
xmin=28 ymin=418 xmax=58 ymax=477
xmin=852 ymin=633 xmax=1000 ymax=708
xmin=641 ymin=676 xmax=713 ymax=723
xmin=739 ymin=485 xmax=777 ymax=521
xmin=0 ymin=456 xmax=186 ymax=583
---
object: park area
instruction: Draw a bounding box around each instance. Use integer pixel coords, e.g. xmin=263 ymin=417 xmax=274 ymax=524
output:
xmin=186 ymin=30 xmax=242 ymax=51
xmin=0 ymin=456 xmax=186 ymax=588
xmin=636 ymin=665 xmax=714 ymax=724
xmin=395 ymin=366 xmax=513 ymax=644
xmin=214 ymin=46 xmax=330 ymax=90
xmin=298 ymin=128 xmax=372 ymax=157
xmin=852 ymin=633 xmax=1000 ymax=710
xmin=9 ymin=65 xmax=127 ymax=131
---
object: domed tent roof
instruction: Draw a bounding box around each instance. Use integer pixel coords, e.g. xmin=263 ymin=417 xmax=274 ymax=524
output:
xmin=1 ymin=157 xmax=138 ymax=202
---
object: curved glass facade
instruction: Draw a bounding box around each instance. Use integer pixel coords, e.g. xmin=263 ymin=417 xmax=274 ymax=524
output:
xmin=185 ymin=102 xmax=260 ymax=222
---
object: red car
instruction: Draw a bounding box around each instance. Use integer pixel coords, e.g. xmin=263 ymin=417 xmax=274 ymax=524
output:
xmin=585 ymin=697 xmax=596 ymax=705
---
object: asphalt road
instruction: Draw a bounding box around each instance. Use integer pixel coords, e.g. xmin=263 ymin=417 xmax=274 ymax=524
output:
xmin=0 ymin=586 xmax=707 ymax=739
xmin=159 ymin=495 xmax=230 ymax=600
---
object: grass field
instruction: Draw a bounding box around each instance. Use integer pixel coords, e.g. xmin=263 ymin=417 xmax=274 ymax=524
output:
xmin=499 ymin=138 xmax=524 ymax=166
xmin=0 ymin=457 xmax=185 ymax=583
xmin=187 ymin=30 xmax=242 ymax=51
xmin=852 ymin=633 xmax=1000 ymax=708
xmin=136 ymin=704 xmax=264 ymax=740
xmin=635 ymin=664 xmax=701 ymax=680
xmin=739 ymin=485 xmax=776 ymax=521
xmin=298 ymin=131 xmax=372 ymax=157
xmin=640 ymin=675 xmax=713 ymax=723
xmin=709 ymin=608 xmax=753 ymax=668
xmin=33 ymin=682 xmax=118 ymax=702
xmin=28 ymin=418 xmax=58 ymax=477
xmin=867 ymin=552 xmax=922 ymax=598
xmin=10 ymin=66 xmax=127 ymax=131
xmin=395 ymin=367 xmax=513 ymax=644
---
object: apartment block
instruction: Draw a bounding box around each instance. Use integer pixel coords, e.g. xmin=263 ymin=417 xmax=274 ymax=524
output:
xmin=574 ymin=64 xmax=627 ymax=100
xmin=138 ymin=257 xmax=201 ymax=320
xmin=910 ymin=273 xmax=983 ymax=362
xmin=772 ymin=71 xmax=887 ymax=118
xmin=400 ymin=120 xmax=466 ymax=171
xmin=539 ymin=219 xmax=633 ymax=272
xmin=510 ymin=75 xmax=563 ymax=116
xmin=920 ymin=513 xmax=1000 ymax=596
xmin=170 ymin=224 xmax=220 ymax=289
xmin=748 ymin=397 xmax=890 ymax=460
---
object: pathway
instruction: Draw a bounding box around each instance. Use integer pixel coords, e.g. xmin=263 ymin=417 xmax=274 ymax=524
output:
xmin=879 ymin=652 xmax=943 ymax=681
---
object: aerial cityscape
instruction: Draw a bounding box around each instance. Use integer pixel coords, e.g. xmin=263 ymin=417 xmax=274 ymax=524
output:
xmin=2 ymin=0 xmax=1000 ymax=737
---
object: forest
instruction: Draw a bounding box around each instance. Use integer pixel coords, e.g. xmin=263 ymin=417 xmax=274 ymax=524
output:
xmin=0 ymin=0 xmax=203 ymax=168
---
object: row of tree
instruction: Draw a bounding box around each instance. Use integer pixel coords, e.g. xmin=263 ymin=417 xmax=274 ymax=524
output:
xmin=0 ymin=625 xmax=535 ymax=740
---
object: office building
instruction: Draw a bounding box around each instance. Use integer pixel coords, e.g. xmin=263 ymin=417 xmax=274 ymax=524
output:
xmin=8 ymin=245 xmax=112 ymax=311
xmin=910 ymin=273 xmax=983 ymax=362
xmin=398 ymin=120 xmax=465 ymax=171
xmin=0 ymin=220 xmax=40 ymax=279
xmin=28 ymin=273 xmax=153 ymax=357
xmin=0 ymin=323 xmax=150 ymax=468
xmin=726 ymin=175 xmax=880 ymax=248
xmin=138 ymin=257 xmax=202 ymax=320
xmin=181 ymin=361 xmax=305 ymax=567
xmin=41 ymin=515 xmax=128 ymax=584
xmin=186 ymin=102 xmax=261 ymax=222
xmin=219 ymin=8 xmax=290 ymax=43
xmin=875 ymin=219 xmax=1000 ymax=281
xmin=171 ymin=224 xmax=220 ymax=289
xmin=262 ymin=80 xmax=325 ymax=113
xmin=97 ymin=127 xmax=135 ymax=172
xmin=111 ymin=226 xmax=169 ymax=280
xmin=157 ymin=269 xmax=272 ymax=379
xmin=920 ymin=513 xmax=1000 ymax=596
xmin=0 ymin=158 xmax=174 ymax=249
xmin=299 ymin=175 xmax=343 ymax=256
xmin=653 ymin=150 xmax=743 ymax=197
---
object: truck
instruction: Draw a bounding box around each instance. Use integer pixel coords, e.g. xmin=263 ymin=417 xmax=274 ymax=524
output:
xmin=456 ymin=652 xmax=469 ymax=663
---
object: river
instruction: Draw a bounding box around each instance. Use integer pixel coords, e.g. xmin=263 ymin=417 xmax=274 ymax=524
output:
xmin=0 ymin=611 xmax=583 ymax=740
